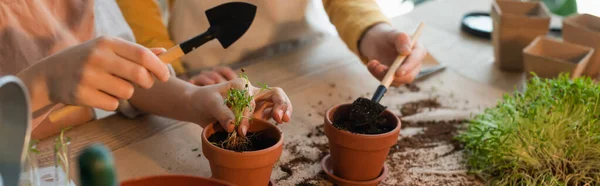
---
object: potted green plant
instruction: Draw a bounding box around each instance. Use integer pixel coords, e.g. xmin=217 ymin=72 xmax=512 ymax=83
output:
xmin=322 ymin=98 xmax=400 ymax=183
xmin=201 ymin=72 xmax=283 ymax=186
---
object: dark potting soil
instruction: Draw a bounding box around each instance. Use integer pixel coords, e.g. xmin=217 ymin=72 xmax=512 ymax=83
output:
xmin=405 ymin=84 xmax=421 ymax=92
xmin=333 ymin=97 xmax=392 ymax=134
xmin=388 ymin=119 xmax=468 ymax=155
xmin=400 ymin=98 xmax=442 ymax=117
xmin=207 ymin=131 xmax=277 ymax=152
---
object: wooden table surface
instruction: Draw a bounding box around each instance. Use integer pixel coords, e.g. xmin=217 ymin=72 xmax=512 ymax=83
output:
xmin=36 ymin=0 xmax=521 ymax=184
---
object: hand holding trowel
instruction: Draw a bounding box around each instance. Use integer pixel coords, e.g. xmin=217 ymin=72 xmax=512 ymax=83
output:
xmin=49 ymin=2 xmax=257 ymax=124
xmin=349 ymin=23 xmax=425 ymax=126
xmin=158 ymin=2 xmax=257 ymax=64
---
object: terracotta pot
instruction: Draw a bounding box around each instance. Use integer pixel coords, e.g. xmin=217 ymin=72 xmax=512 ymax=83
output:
xmin=523 ymin=36 xmax=594 ymax=79
xmin=324 ymin=104 xmax=400 ymax=181
xmin=201 ymin=119 xmax=283 ymax=186
xmin=321 ymin=154 xmax=388 ymax=186
xmin=491 ymin=0 xmax=551 ymax=71
xmin=563 ymin=14 xmax=600 ymax=78
xmin=121 ymin=175 xmax=234 ymax=186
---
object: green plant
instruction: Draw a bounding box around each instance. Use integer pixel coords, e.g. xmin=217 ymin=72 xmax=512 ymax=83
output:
xmin=54 ymin=127 xmax=71 ymax=185
xmin=220 ymin=69 xmax=270 ymax=150
xmin=458 ymin=74 xmax=600 ymax=185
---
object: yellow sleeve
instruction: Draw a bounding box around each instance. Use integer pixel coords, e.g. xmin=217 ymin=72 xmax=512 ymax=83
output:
xmin=323 ymin=0 xmax=389 ymax=63
xmin=115 ymin=0 xmax=186 ymax=75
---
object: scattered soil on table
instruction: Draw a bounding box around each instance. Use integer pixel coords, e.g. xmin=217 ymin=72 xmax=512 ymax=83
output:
xmin=207 ymin=132 xmax=277 ymax=152
xmin=274 ymin=82 xmax=483 ymax=185
xmin=405 ymin=84 xmax=421 ymax=92
xmin=400 ymin=99 xmax=442 ymax=117
xmin=383 ymin=119 xmax=483 ymax=185
xmin=328 ymin=93 xmax=333 ymax=97
xmin=306 ymin=125 xmax=325 ymax=138
xmin=332 ymin=98 xmax=392 ymax=134
xmin=329 ymin=83 xmax=336 ymax=88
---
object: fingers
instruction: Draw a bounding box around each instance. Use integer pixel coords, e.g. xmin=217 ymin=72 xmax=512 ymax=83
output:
xmin=190 ymin=69 xmax=233 ymax=86
xmin=253 ymin=102 xmax=273 ymax=120
xmin=190 ymin=74 xmax=216 ymax=86
xmin=75 ymin=86 xmax=119 ymax=111
xmin=107 ymin=37 xmax=170 ymax=82
xmin=254 ymin=87 xmax=292 ymax=124
xmin=149 ymin=48 xmax=167 ymax=55
xmin=394 ymin=32 xmax=412 ymax=56
xmin=206 ymin=71 xmax=227 ymax=84
xmin=396 ymin=43 xmax=426 ymax=77
xmin=391 ymin=63 xmax=421 ymax=87
xmin=215 ymin=67 xmax=237 ymax=80
xmin=367 ymin=60 xmax=387 ymax=80
xmin=92 ymin=72 xmax=135 ymax=100
xmin=104 ymin=52 xmax=155 ymax=89
xmin=238 ymin=101 xmax=255 ymax=136
xmin=208 ymin=93 xmax=236 ymax=133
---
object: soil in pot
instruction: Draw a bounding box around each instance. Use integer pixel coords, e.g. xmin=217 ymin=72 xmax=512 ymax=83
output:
xmin=335 ymin=98 xmax=393 ymax=134
xmin=207 ymin=131 xmax=277 ymax=152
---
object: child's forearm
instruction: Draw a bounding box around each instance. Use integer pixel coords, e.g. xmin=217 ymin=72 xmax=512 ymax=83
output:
xmin=128 ymin=76 xmax=204 ymax=125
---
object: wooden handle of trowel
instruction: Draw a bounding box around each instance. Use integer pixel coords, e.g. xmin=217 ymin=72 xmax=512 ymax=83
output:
xmin=380 ymin=22 xmax=425 ymax=88
xmin=158 ymin=46 xmax=185 ymax=64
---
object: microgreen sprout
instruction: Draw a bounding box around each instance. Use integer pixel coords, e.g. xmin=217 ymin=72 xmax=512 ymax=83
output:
xmin=219 ymin=69 xmax=270 ymax=151
xmin=457 ymin=73 xmax=600 ymax=185
xmin=54 ymin=127 xmax=71 ymax=185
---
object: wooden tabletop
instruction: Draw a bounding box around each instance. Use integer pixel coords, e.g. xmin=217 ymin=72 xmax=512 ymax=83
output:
xmin=35 ymin=0 xmax=520 ymax=184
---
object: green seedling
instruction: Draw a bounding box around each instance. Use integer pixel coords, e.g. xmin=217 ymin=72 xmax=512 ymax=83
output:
xmin=457 ymin=74 xmax=600 ymax=185
xmin=219 ymin=69 xmax=270 ymax=151
xmin=54 ymin=127 xmax=72 ymax=185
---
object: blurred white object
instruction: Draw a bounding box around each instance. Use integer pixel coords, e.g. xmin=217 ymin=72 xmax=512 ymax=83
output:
xmin=0 ymin=76 xmax=31 ymax=186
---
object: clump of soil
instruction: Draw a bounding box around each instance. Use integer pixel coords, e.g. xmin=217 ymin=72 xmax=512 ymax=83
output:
xmin=207 ymin=132 xmax=277 ymax=152
xmin=400 ymin=99 xmax=442 ymax=117
xmin=392 ymin=119 xmax=467 ymax=154
xmin=405 ymin=84 xmax=421 ymax=92
xmin=306 ymin=125 xmax=325 ymax=138
xmin=333 ymin=98 xmax=392 ymax=134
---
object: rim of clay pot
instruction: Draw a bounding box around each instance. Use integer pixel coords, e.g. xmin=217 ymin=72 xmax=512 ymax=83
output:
xmin=324 ymin=104 xmax=400 ymax=151
xmin=321 ymin=154 xmax=388 ymax=185
xmin=325 ymin=103 xmax=400 ymax=136
xmin=121 ymin=174 xmax=235 ymax=186
xmin=202 ymin=119 xmax=283 ymax=156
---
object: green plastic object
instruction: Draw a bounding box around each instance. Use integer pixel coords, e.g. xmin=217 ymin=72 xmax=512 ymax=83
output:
xmin=78 ymin=144 xmax=118 ymax=186
xmin=542 ymin=0 xmax=578 ymax=16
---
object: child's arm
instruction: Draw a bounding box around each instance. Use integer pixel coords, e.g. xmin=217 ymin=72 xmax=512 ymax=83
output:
xmin=127 ymin=76 xmax=292 ymax=134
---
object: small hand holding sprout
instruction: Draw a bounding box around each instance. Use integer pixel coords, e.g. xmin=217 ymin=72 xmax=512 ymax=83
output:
xmin=190 ymin=70 xmax=292 ymax=146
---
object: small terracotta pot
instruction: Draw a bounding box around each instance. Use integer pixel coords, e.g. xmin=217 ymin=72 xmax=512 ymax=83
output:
xmin=324 ymin=104 xmax=400 ymax=181
xmin=321 ymin=154 xmax=388 ymax=186
xmin=121 ymin=175 xmax=234 ymax=186
xmin=491 ymin=0 xmax=551 ymax=71
xmin=563 ymin=14 xmax=600 ymax=78
xmin=202 ymin=119 xmax=283 ymax=186
xmin=523 ymin=36 xmax=594 ymax=79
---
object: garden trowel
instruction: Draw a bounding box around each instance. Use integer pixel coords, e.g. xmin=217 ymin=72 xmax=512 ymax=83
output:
xmin=349 ymin=23 xmax=425 ymax=126
xmin=158 ymin=2 xmax=257 ymax=63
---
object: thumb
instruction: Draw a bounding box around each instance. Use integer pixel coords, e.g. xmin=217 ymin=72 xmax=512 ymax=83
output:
xmin=149 ymin=47 xmax=167 ymax=55
xmin=209 ymin=94 xmax=236 ymax=133
xmin=394 ymin=32 xmax=412 ymax=56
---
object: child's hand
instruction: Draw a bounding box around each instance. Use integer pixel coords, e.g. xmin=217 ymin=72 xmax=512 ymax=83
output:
xmin=190 ymin=78 xmax=292 ymax=135
xmin=189 ymin=66 xmax=238 ymax=86
xmin=360 ymin=23 xmax=427 ymax=87
xmin=19 ymin=36 xmax=170 ymax=111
